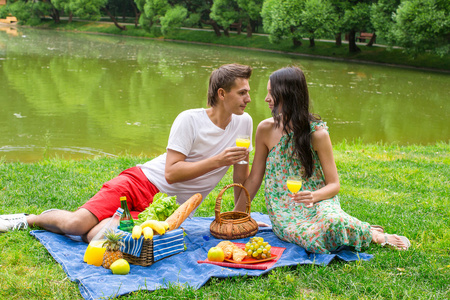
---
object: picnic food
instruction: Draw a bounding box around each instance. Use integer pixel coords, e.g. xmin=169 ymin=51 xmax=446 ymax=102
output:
xmin=244 ymin=236 xmax=272 ymax=260
xmin=207 ymin=247 xmax=225 ymax=262
xmin=166 ymin=193 xmax=203 ymax=230
xmin=131 ymin=225 xmax=143 ymax=239
xmin=140 ymin=219 xmax=166 ymax=235
xmin=110 ymin=258 xmax=130 ymax=275
xmin=216 ymin=241 xmax=247 ymax=262
xmin=137 ymin=193 xmax=179 ymax=224
xmin=102 ymin=229 xmax=125 ymax=269
xmin=142 ymin=227 xmax=154 ymax=240
xmin=232 ymin=247 xmax=247 ymax=262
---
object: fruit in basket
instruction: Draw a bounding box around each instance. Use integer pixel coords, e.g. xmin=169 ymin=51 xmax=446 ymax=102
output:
xmin=142 ymin=227 xmax=154 ymax=240
xmin=244 ymin=237 xmax=272 ymax=260
xmin=207 ymin=247 xmax=225 ymax=262
xmin=131 ymin=225 xmax=143 ymax=239
xmin=102 ymin=229 xmax=125 ymax=269
xmin=140 ymin=220 xmax=166 ymax=235
xmin=161 ymin=221 xmax=170 ymax=230
xmin=110 ymin=258 xmax=130 ymax=275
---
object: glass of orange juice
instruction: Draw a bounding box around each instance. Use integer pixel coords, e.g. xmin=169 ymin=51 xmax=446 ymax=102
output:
xmin=83 ymin=239 xmax=107 ymax=266
xmin=287 ymin=176 xmax=313 ymax=208
xmin=236 ymin=135 xmax=250 ymax=164
xmin=287 ymin=176 xmax=302 ymax=194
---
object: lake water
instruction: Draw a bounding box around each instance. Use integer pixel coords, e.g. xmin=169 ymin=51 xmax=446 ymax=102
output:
xmin=0 ymin=27 xmax=448 ymax=162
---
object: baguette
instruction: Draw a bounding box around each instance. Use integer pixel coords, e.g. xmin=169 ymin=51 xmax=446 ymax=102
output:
xmin=165 ymin=193 xmax=203 ymax=230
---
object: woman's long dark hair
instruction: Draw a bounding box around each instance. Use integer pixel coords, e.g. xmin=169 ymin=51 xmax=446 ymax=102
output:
xmin=269 ymin=67 xmax=320 ymax=178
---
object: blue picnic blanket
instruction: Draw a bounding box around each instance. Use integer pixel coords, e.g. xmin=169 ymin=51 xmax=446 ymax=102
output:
xmin=30 ymin=213 xmax=373 ymax=300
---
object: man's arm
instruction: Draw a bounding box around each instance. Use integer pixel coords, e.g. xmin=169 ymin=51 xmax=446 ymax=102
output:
xmin=165 ymin=147 xmax=248 ymax=184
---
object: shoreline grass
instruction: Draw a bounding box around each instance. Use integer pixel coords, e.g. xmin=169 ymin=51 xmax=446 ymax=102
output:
xmin=29 ymin=20 xmax=450 ymax=72
xmin=1 ymin=142 xmax=449 ymax=299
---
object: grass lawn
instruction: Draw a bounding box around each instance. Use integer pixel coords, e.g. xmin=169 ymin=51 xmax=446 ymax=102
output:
xmin=1 ymin=142 xmax=449 ymax=299
xmin=35 ymin=20 xmax=450 ymax=72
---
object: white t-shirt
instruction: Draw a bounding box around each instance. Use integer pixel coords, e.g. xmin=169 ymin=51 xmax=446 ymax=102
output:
xmin=138 ymin=108 xmax=253 ymax=205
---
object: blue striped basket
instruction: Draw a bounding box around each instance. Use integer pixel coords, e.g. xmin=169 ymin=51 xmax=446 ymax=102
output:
xmin=120 ymin=228 xmax=185 ymax=267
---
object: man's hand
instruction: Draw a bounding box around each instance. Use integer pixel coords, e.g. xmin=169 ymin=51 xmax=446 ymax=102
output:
xmin=217 ymin=146 xmax=248 ymax=166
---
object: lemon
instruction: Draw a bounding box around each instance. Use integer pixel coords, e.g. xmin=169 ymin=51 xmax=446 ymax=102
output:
xmin=110 ymin=259 xmax=130 ymax=275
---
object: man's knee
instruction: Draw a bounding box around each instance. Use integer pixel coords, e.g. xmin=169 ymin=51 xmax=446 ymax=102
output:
xmin=60 ymin=209 xmax=99 ymax=236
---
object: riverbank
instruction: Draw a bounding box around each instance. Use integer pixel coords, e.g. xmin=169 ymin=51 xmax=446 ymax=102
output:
xmin=33 ymin=20 xmax=450 ymax=73
xmin=1 ymin=142 xmax=449 ymax=299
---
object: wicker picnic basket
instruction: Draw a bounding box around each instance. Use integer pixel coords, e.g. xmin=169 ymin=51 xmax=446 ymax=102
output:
xmin=210 ymin=183 xmax=258 ymax=240
xmin=123 ymin=238 xmax=154 ymax=267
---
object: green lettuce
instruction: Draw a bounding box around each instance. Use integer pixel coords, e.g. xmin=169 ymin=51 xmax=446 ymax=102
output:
xmin=136 ymin=193 xmax=179 ymax=224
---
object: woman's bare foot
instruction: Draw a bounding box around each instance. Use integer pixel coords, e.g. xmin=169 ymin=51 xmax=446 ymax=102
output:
xmin=372 ymin=231 xmax=410 ymax=250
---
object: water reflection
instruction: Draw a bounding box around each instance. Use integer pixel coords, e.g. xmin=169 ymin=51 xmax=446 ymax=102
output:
xmin=0 ymin=28 xmax=448 ymax=162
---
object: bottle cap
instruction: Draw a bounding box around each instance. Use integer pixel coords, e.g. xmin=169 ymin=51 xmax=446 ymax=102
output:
xmin=116 ymin=208 xmax=124 ymax=215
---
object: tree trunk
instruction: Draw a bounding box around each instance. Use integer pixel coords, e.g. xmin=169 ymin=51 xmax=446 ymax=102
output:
xmin=291 ymin=26 xmax=302 ymax=47
xmin=367 ymin=33 xmax=376 ymax=47
xmin=246 ymin=22 xmax=252 ymax=38
xmin=223 ymin=28 xmax=230 ymax=37
xmin=309 ymin=37 xmax=315 ymax=47
xmin=103 ymin=7 xmax=127 ymax=31
xmin=68 ymin=12 xmax=73 ymax=23
xmin=293 ymin=37 xmax=302 ymax=47
xmin=237 ymin=20 xmax=242 ymax=35
xmin=129 ymin=0 xmax=140 ymax=28
xmin=348 ymin=30 xmax=361 ymax=53
xmin=201 ymin=19 xmax=222 ymax=37
xmin=335 ymin=32 xmax=342 ymax=46
xmin=51 ymin=9 xmax=60 ymax=24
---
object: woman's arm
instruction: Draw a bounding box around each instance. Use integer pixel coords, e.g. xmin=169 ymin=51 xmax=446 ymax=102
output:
xmin=291 ymin=127 xmax=340 ymax=205
xmin=234 ymin=121 xmax=272 ymax=211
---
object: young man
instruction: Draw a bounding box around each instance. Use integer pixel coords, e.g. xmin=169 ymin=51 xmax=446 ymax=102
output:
xmin=0 ymin=64 xmax=253 ymax=242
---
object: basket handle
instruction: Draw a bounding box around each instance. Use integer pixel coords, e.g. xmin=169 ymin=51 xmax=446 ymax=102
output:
xmin=214 ymin=183 xmax=251 ymax=222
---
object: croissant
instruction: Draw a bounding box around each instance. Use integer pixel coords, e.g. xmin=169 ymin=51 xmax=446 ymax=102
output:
xmin=232 ymin=247 xmax=247 ymax=262
xmin=217 ymin=241 xmax=235 ymax=259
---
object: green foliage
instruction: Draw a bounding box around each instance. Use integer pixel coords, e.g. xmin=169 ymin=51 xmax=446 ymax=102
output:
xmin=261 ymin=0 xmax=304 ymax=45
xmin=371 ymin=0 xmax=401 ymax=40
xmin=210 ymin=0 xmax=240 ymax=29
xmin=391 ymin=0 xmax=449 ymax=57
xmin=160 ymin=5 xmax=187 ymax=35
xmin=5 ymin=0 xmax=52 ymax=25
xmin=299 ymin=0 xmax=337 ymax=40
xmin=342 ymin=1 xmax=371 ymax=32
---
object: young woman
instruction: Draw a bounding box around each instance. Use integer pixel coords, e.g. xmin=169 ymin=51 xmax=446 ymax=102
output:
xmin=235 ymin=66 xmax=410 ymax=254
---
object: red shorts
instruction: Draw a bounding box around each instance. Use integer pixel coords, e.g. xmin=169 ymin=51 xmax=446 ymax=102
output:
xmin=80 ymin=166 xmax=159 ymax=221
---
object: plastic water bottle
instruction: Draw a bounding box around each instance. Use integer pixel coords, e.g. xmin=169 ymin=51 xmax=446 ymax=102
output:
xmin=83 ymin=207 xmax=124 ymax=266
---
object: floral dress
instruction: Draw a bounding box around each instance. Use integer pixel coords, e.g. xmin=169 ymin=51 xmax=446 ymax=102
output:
xmin=264 ymin=121 xmax=372 ymax=254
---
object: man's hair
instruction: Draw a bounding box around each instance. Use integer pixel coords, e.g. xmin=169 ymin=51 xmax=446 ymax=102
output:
xmin=207 ymin=64 xmax=252 ymax=106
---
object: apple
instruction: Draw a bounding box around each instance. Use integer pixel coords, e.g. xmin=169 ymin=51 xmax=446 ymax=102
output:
xmin=110 ymin=259 xmax=130 ymax=275
xmin=207 ymin=246 xmax=225 ymax=262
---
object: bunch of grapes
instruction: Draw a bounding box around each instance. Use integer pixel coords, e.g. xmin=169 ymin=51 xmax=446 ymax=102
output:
xmin=244 ymin=236 xmax=272 ymax=259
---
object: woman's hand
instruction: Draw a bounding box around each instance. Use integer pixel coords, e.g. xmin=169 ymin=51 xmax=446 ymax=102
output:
xmin=290 ymin=191 xmax=315 ymax=208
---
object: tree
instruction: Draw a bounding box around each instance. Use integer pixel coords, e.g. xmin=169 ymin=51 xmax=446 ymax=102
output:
xmin=139 ymin=0 xmax=187 ymax=35
xmin=237 ymin=0 xmax=263 ymax=37
xmin=371 ymin=0 xmax=401 ymax=41
xmin=261 ymin=0 xmax=305 ymax=47
xmin=342 ymin=1 xmax=372 ymax=52
xmin=210 ymin=0 xmax=239 ymax=37
xmin=300 ymin=0 xmax=337 ymax=47
xmin=391 ymin=0 xmax=449 ymax=57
